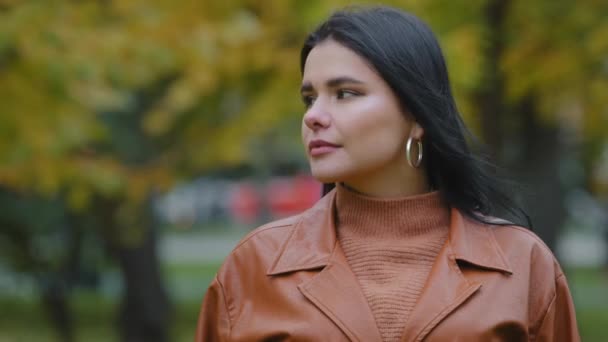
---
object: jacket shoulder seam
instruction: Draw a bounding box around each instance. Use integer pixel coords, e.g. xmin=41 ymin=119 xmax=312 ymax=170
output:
xmin=531 ymin=280 xmax=558 ymax=341
xmin=496 ymin=225 xmax=548 ymax=248
xmin=215 ymin=275 xmax=233 ymax=337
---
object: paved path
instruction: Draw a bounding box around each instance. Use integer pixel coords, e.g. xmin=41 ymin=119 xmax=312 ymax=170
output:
xmin=160 ymin=231 xmax=246 ymax=264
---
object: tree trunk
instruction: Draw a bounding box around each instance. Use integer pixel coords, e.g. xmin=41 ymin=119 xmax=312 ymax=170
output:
xmin=101 ymin=197 xmax=171 ymax=342
xmin=477 ymin=0 xmax=509 ymax=157
xmin=39 ymin=280 xmax=73 ymax=342
xmin=513 ymin=97 xmax=565 ymax=251
xmin=115 ymin=229 xmax=171 ymax=342
xmin=476 ymin=0 xmax=565 ymax=250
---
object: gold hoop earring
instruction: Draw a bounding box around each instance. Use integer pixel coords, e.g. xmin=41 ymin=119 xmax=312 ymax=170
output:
xmin=406 ymin=137 xmax=423 ymax=168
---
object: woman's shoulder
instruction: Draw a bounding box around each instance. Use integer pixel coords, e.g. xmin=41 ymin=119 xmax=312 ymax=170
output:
xmin=489 ymin=223 xmax=565 ymax=279
xmin=221 ymin=192 xmax=334 ymax=265
xmin=213 ymin=214 xmax=303 ymax=279
xmin=233 ymin=214 xmax=302 ymax=254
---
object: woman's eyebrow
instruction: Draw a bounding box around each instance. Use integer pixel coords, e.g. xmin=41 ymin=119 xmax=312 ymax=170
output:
xmin=300 ymin=76 xmax=365 ymax=94
xmin=326 ymin=76 xmax=364 ymax=88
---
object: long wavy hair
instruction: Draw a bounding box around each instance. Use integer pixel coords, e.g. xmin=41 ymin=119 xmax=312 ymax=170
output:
xmin=301 ymin=6 xmax=531 ymax=228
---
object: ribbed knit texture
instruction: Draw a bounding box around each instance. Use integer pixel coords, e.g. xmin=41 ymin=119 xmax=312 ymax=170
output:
xmin=335 ymin=184 xmax=450 ymax=342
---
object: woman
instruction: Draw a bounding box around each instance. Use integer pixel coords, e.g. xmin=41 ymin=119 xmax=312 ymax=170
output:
xmin=196 ymin=6 xmax=579 ymax=341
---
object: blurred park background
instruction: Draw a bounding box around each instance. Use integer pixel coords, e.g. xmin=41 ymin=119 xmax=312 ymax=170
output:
xmin=0 ymin=0 xmax=607 ymax=341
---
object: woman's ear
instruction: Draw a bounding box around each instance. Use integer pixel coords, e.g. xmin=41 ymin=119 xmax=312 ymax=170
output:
xmin=410 ymin=122 xmax=424 ymax=140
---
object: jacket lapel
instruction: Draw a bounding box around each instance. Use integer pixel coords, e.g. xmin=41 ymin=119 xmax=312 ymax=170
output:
xmin=267 ymin=190 xmax=382 ymax=341
xmin=298 ymin=242 xmax=383 ymax=341
xmin=401 ymin=209 xmax=513 ymax=341
xmin=399 ymin=237 xmax=481 ymax=342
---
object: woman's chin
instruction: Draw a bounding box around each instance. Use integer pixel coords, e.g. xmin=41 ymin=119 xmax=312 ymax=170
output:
xmin=310 ymin=168 xmax=351 ymax=184
xmin=310 ymin=174 xmax=336 ymax=184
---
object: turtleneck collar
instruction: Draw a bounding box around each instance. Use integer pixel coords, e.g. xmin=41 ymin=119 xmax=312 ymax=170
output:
xmin=335 ymin=183 xmax=450 ymax=238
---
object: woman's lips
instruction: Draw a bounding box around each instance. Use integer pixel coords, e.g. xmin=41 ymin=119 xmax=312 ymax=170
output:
xmin=310 ymin=145 xmax=340 ymax=157
xmin=308 ymin=140 xmax=341 ymax=157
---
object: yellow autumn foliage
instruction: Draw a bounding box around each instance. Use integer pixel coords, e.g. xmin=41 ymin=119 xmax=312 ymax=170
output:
xmin=0 ymin=0 xmax=606 ymax=215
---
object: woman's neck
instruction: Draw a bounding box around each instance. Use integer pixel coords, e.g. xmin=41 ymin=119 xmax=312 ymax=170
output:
xmin=341 ymin=170 xmax=430 ymax=198
xmin=335 ymin=183 xmax=449 ymax=238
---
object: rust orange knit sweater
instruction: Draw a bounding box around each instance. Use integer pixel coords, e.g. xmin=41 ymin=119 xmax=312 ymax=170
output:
xmin=335 ymin=184 xmax=450 ymax=342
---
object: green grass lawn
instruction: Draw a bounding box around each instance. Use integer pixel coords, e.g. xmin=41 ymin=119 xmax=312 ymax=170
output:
xmin=0 ymin=262 xmax=218 ymax=342
xmin=0 ymin=292 xmax=203 ymax=342
xmin=1 ymin=265 xmax=606 ymax=341
xmin=0 ymin=293 xmax=114 ymax=342
xmin=567 ymin=267 xmax=608 ymax=341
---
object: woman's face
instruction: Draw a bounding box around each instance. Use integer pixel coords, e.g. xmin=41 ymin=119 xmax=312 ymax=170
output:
xmin=301 ymin=39 xmax=422 ymax=190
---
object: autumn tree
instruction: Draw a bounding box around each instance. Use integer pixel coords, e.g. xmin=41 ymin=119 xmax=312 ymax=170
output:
xmin=0 ymin=1 xmax=317 ymax=340
xmin=1 ymin=0 xmax=606 ymax=341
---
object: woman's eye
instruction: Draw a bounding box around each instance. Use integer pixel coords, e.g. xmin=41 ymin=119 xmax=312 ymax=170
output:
xmin=302 ymin=95 xmax=316 ymax=108
xmin=336 ymin=89 xmax=359 ymax=99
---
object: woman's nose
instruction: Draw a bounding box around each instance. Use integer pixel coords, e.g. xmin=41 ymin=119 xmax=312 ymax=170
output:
xmin=303 ymin=103 xmax=331 ymax=131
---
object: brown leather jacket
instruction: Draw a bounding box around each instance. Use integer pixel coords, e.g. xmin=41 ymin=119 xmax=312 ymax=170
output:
xmin=196 ymin=190 xmax=580 ymax=341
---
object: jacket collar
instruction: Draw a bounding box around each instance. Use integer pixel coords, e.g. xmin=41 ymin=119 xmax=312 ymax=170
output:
xmin=448 ymin=209 xmax=513 ymax=274
xmin=267 ymin=189 xmax=513 ymax=276
xmin=267 ymin=190 xmax=338 ymax=275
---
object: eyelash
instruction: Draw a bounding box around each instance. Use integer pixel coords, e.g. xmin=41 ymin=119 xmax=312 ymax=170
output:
xmin=302 ymin=89 xmax=360 ymax=108
xmin=337 ymin=89 xmax=359 ymax=99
